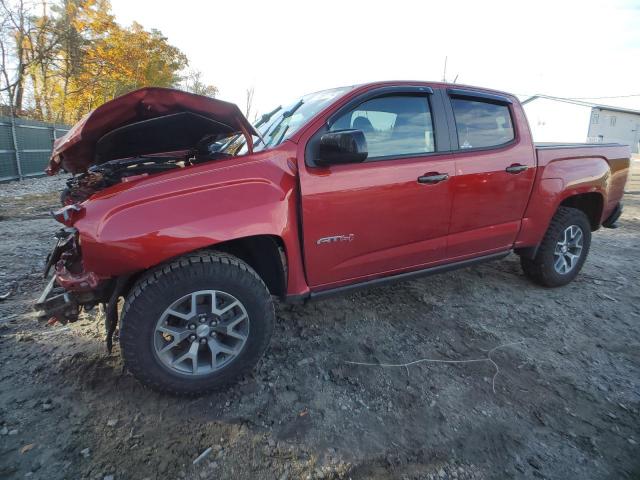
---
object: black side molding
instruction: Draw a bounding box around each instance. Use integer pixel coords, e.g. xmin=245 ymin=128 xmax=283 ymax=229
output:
xmin=285 ymin=250 xmax=511 ymax=304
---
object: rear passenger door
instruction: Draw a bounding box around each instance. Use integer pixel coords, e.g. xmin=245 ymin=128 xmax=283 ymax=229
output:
xmin=445 ymin=89 xmax=536 ymax=259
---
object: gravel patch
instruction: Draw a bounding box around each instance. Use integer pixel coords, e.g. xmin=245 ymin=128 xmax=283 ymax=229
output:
xmin=0 ymin=176 xmax=639 ymax=480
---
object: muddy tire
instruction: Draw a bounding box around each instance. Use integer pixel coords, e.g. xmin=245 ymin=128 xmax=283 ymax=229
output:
xmin=520 ymin=207 xmax=591 ymax=287
xmin=119 ymin=251 xmax=274 ymax=395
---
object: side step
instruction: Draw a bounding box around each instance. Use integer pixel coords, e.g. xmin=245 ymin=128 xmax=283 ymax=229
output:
xmin=309 ymin=250 xmax=511 ymax=301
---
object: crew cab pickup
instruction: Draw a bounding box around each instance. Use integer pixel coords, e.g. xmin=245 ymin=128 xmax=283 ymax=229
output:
xmin=36 ymin=82 xmax=630 ymax=394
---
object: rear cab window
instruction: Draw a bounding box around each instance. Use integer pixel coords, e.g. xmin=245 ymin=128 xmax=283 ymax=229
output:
xmin=330 ymin=95 xmax=435 ymax=159
xmin=450 ymin=96 xmax=514 ymax=150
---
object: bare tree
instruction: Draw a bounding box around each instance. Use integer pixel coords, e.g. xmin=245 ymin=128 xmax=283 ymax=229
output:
xmin=180 ymin=69 xmax=218 ymax=97
xmin=0 ymin=0 xmax=59 ymax=115
xmin=245 ymin=86 xmax=254 ymax=120
xmin=0 ymin=0 xmax=25 ymax=114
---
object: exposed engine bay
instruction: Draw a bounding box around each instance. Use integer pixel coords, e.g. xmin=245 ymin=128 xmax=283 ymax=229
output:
xmin=61 ymin=149 xmax=235 ymax=204
xmin=62 ymin=155 xmax=180 ymax=204
xmin=59 ymin=109 xmax=244 ymax=204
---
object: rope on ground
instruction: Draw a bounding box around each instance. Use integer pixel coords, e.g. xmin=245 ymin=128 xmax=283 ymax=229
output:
xmin=345 ymin=339 xmax=526 ymax=394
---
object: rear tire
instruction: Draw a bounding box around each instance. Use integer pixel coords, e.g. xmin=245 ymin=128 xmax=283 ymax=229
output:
xmin=119 ymin=251 xmax=274 ymax=395
xmin=520 ymin=207 xmax=591 ymax=287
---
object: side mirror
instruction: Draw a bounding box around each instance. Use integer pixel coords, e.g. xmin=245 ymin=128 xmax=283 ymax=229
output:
xmin=317 ymin=129 xmax=368 ymax=166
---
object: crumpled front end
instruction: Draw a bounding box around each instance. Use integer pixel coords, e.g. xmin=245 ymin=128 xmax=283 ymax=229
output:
xmin=35 ymin=227 xmax=110 ymax=324
xmin=35 ymin=210 xmax=133 ymax=351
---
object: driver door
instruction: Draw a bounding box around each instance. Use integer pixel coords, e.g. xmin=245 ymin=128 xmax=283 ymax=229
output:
xmin=298 ymin=87 xmax=456 ymax=290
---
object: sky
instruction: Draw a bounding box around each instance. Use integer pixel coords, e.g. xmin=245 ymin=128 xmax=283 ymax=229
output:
xmin=110 ymin=0 xmax=640 ymax=118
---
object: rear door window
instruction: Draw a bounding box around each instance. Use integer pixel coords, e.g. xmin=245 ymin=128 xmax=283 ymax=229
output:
xmin=330 ymin=95 xmax=435 ymax=159
xmin=450 ymin=98 xmax=514 ymax=149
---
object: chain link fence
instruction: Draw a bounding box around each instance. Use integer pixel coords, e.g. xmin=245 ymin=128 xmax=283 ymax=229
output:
xmin=0 ymin=116 xmax=70 ymax=182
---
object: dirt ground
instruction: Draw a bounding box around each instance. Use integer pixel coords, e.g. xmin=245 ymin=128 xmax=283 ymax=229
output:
xmin=0 ymin=175 xmax=639 ymax=480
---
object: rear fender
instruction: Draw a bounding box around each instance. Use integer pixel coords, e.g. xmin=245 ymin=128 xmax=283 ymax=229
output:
xmin=515 ymin=156 xmax=609 ymax=249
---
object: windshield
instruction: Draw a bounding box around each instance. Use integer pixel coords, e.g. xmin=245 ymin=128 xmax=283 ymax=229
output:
xmin=214 ymin=86 xmax=353 ymax=155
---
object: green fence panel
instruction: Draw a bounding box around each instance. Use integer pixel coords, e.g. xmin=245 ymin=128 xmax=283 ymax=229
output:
xmin=20 ymin=151 xmax=52 ymax=176
xmin=0 ymin=116 xmax=70 ymax=181
xmin=0 ymin=151 xmax=18 ymax=181
xmin=15 ymin=125 xmax=53 ymax=150
xmin=0 ymin=122 xmax=13 ymax=148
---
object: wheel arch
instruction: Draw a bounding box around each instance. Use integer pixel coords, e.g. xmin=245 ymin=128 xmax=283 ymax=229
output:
xmin=211 ymin=235 xmax=287 ymax=298
xmin=515 ymin=189 xmax=603 ymax=260
xmin=558 ymin=192 xmax=604 ymax=231
xmin=118 ymin=234 xmax=287 ymax=302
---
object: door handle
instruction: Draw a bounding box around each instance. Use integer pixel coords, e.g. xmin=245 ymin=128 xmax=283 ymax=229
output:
xmin=505 ymin=164 xmax=528 ymax=174
xmin=417 ymin=173 xmax=449 ymax=184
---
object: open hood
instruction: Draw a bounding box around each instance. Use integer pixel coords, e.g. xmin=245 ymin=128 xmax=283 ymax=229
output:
xmin=47 ymin=87 xmax=258 ymax=175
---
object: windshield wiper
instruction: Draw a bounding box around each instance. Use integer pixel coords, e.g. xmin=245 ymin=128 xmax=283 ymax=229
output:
xmin=275 ymin=125 xmax=290 ymax=146
xmin=260 ymin=99 xmax=304 ymax=147
xmin=282 ymin=99 xmax=303 ymax=118
xmin=255 ymin=106 xmax=282 ymax=128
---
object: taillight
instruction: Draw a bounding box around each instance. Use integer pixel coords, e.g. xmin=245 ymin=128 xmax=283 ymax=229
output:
xmin=51 ymin=204 xmax=84 ymax=226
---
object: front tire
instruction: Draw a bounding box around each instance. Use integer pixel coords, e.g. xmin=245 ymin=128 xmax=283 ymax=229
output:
xmin=119 ymin=251 xmax=274 ymax=395
xmin=520 ymin=207 xmax=591 ymax=287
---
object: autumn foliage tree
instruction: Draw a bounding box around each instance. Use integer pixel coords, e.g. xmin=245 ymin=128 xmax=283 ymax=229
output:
xmin=0 ymin=0 xmax=215 ymax=124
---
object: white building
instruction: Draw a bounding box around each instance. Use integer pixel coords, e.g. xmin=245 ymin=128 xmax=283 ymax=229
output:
xmin=522 ymin=95 xmax=640 ymax=153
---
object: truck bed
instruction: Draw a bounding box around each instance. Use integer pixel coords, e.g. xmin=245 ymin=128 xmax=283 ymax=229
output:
xmin=534 ymin=143 xmax=630 ymax=166
xmin=533 ymin=142 xmax=631 ymax=225
xmin=534 ymin=142 xmax=625 ymax=149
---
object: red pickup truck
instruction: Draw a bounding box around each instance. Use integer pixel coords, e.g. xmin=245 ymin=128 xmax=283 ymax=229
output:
xmin=37 ymin=82 xmax=630 ymax=394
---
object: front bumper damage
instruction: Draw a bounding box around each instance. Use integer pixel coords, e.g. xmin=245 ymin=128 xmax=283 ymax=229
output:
xmin=34 ymin=275 xmax=105 ymax=323
xmin=36 ymin=228 xmax=94 ymax=322
xmin=35 ymin=228 xmax=125 ymax=351
xmin=34 ymin=276 xmax=78 ymax=321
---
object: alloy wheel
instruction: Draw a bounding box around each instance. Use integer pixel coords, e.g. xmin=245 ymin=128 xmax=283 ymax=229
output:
xmin=553 ymin=225 xmax=584 ymax=275
xmin=153 ymin=290 xmax=249 ymax=375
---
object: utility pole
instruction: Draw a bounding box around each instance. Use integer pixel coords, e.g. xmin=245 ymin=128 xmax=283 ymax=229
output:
xmin=9 ymin=113 xmax=23 ymax=180
xmin=442 ymin=56 xmax=448 ymax=82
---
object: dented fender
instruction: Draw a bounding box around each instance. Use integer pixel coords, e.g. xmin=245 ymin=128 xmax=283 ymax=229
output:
xmin=73 ymin=143 xmax=309 ymax=296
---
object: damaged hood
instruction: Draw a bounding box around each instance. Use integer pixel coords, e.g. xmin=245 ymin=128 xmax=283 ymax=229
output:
xmin=48 ymin=87 xmax=258 ymax=175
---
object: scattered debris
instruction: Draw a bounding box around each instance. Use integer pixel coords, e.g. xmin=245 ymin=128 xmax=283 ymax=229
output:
xmin=598 ymin=293 xmax=618 ymax=302
xmin=193 ymin=447 xmax=212 ymax=465
xmin=297 ymin=357 xmax=314 ymax=366
xmin=20 ymin=443 xmax=35 ymax=454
